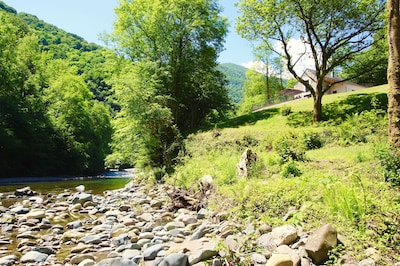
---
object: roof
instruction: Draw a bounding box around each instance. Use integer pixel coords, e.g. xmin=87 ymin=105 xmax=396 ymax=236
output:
xmin=279 ymin=89 xmax=304 ymax=96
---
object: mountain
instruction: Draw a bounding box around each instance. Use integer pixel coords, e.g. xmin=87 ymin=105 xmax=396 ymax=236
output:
xmin=218 ymin=63 xmax=248 ymax=104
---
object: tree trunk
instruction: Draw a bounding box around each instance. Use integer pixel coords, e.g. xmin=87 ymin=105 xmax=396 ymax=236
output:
xmin=388 ymin=0 xmax=400 ymax=148
xmin=312 ymin=93 xmax=323 ymax=124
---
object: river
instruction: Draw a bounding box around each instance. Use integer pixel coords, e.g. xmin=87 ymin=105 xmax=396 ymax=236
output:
xmin=0 ymin=171 xmax=133 ymax=196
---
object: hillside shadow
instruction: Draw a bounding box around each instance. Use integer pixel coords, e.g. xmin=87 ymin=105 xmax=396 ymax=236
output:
xmin=217 ymin=108 xmax=280 ymax=129
xmin=323 ymin=92 xmax=387 ymax=122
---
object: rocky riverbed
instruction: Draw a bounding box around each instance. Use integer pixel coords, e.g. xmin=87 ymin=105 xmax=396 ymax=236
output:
xmin=0 ymin=178 xmax=385 ymax=266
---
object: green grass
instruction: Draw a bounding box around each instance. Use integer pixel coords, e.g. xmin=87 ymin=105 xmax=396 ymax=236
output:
xmin=167 ymin=84 xmax=400 ymax=263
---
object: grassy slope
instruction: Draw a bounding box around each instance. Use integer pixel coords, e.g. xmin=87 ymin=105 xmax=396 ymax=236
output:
xmin=168 ymin=84 xmax=400 ymax=264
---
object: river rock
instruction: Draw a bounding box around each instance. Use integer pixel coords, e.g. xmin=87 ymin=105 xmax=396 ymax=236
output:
xmin=70 ymin=254 xmax=95 ymax=265
xmin=266 ymin=253 xmax=293 ymax=266
xmin=15 ymin=187 xmax=37 ymax=197
xmin=71 ymin=192 xmax=93 ymax=204
xmin=0 ymin=254 xmax=18 ymax=266
xmin=62 ymin=230 xmax=85 ymax=241
xmin=305 ymin=224 xmax=337 ymax=264
xmin=20 ymin=250 xmax=48 ymax=263
xmin=158 ymin=253 xmax=190 ymax=266
xmin=78 ymin=258 xmax=95 ymax=266
xmin=25 ymin=210 xmax=46 ymax=220
xmin=122 ymin=248 xmax=141 ymax=259
xmin=143 ymin=244 xmax=164 ymax=260
xmin=272 ymin=225 xmax=298 ymax=246
xmin=275 ymin=245 xmax=300 ymax=266
xmin=189 ymin=247 xmax=219 ymax=265
xmin=97 ymin=257 xmax=138 ymax=266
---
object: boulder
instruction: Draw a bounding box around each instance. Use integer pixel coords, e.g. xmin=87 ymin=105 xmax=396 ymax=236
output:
xmin=71 ymin=192 xmax=93 ymax=205
xmin=20 ymin=251 xmax=48 ymax=263
xmin=97 ymin=257 xmax=138 ymax=266
xmin=266 ymin=253 xmax=293 ymax=266
xmin=305 ymin=224 xmax=337 ymax=264
xmin=237 ymin=148 xmax=257 ymax=178
xmin=158 ymin=253 xmax=190 ymax=266
xmin=272 ymin=225 xmax=298 ymax=246
xmin=143 ymin=244 xmax=164 ymax=260
xmin=15 ymin=187 xmax=37 ymax=197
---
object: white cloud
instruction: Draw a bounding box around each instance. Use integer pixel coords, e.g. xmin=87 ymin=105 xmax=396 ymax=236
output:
xmin=274 ymin=38 xmax=316 ymax=78
xmin=241 ymin=38 xmax=317 ymax=79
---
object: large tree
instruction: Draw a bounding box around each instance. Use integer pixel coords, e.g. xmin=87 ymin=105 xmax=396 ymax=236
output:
xmin=387 ymin=0 xmax=400 ymax=148
xmin=236 ymin=0 xmax=385 ymax=123
xmin=112 ymin=0 xmax=229 ymax=131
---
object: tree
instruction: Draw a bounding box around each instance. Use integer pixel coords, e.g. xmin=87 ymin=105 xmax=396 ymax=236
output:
xmin=109 ymin=0 xmax=230 ymax=173
xmin=112 ymin=0 xmax=229 ymax=131
xmin=239 ymin=69 xmax=281 ymax=114
xmin=387 ymin=0 xmax=400 ymax=148
xmin=236 ymin=0 xmax=385 ymax=123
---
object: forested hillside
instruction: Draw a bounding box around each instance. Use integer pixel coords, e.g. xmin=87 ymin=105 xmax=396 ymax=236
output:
xmin=0 ymin=2 xmax=114 ymax=177
xmin=217 ymin=63 xmax=247 ymax=103
xmin=0 ymin=1 xmax=234 ymax=177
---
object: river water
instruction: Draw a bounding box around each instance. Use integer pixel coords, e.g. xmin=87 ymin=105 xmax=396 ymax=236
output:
xmin=0 ymin=171 xmax=133 ymax=196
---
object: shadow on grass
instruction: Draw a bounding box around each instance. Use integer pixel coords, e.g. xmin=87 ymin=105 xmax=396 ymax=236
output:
xmin=323 ymin=93 xmax=387 ymax=122
xmin=217 ymin=108 xmax=280 ymax=129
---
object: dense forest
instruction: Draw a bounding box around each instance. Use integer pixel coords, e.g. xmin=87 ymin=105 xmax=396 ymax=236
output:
xmin=0 ymin=0 xmax=387 ymax=179
xmin=0 ymin=2 xmax=115 ymax=177
xmin=0 ymin=1 xmax=249 ymax=178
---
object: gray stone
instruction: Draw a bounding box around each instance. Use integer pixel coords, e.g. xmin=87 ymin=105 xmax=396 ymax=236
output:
xmin=191 ymin=224 xmax=210 ymax=240
xmin=143 ymin=244 xmax=164 ymax=260
xmin=15 ymin=187 xmax=37 ymax=197
xmin=122 ymin=249 xmax=141 ymax=259
xmin=10 ymin=205 xmax=30 ymax=214
xmin=359 ymin=258 xmax=375 ymax=266
xmin=67 ymin=220 xmax=83 ymax=229
xmin=79 ymin=234 xmax=104 ymax=244
xmin=257 ymin=233 xmax=277 ymax=251
xmin=305 ymin=224 xmax=337 ymax=264
xmin=189 ymin=248 xmax=219 ymax=265
xmin=251 ymin=253 xmax=267 ymax=264
xmin=78 ymin=258 xmax=95 ymax=266
xmin=271 ymin=225 xmax=298 ymax=246
xmin=20 ymin=251 xmax=48 ymax=263
xmin=32 ymin=246 xmax=56 ymax=255
xmin=158 ymin=253 xmax=190 ymax=266
xmin=0 ymin=255 xmax=18 ymax=266
xmin=97 ymin=258 xmax=138 ymax=266
xmin=70 ymin=254 xmax=95 ymax=265
xmin=71 ymin=193 xmax=93 ymax=204
xmin=237 ymin=148 xmax=257 ymax=178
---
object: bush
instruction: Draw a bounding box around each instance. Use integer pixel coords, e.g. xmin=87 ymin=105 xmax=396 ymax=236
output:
xmin=286 ymin=111 xmax=312 ymax=127
xmin=303 ymin=132 xmax=324 ymax=150
xmin=281 ymin=160 xmax=302 ymax=178
xmin=274 ymin=135 xmax=306 ymax=163
xmin=376 ymin=147 xmax=400 ymax=186
xmin=281 ymin=106 xmax=292 ymax=116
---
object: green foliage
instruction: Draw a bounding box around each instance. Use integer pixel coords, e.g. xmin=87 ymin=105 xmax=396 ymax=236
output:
xmin=107 ymin=61 xmax=183 ymax=173
xmin=238 ymin=69 xmax=282 ymax=114
xmin=273 ymin=134 xmax=306 ymax=163
xmin=376 ymin=147 xmax=400 ymax=187
xmin=113 ymin=0 xmax=230 ymax=132
xmin=217 ymin=63 xmax=247 ymax=104
xmin=302 ymin=132 xmax=324 ymax=150
xmin=280 ymin=106 xmax=292 ymax=116
xmin=322 ymin=174 xmax=367 ymax=225
xmin=286 ymin=111 xmax=312 ymax=127
xmin=281 ymin=160 xmax=302 ymax=178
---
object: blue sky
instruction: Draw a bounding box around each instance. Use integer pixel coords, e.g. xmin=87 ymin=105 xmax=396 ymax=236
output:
xmin=4 ymin=0 xmax=255 ymax=66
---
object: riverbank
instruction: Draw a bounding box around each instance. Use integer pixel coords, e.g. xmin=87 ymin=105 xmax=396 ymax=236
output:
xmin=0 ymin=175 xmax=387 ymax=266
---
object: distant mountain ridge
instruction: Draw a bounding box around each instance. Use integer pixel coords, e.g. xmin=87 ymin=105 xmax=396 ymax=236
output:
xmin=1 ymin=1 xmax=247 ymax=105
xmin=218 ymin=63 xmax=247 ymax=104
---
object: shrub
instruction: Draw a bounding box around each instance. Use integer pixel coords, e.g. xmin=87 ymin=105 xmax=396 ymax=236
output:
xmin=303 ymin=132 xmax=324 ymax=150
xmin=286 ymin=111 xmax=312 ymax=127
xmin=281 ymin=160 xmax=302 ymax=178
xmin=376 ymin=147 xmax=400 ymax=187
xmin=281 ymin=106 xmax=292 ymax=116
xmin=274 ymin=135 xmax=306 ymax=163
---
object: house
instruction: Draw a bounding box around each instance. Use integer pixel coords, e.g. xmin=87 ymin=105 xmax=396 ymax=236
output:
xmin=283 ymin=69 xmax=367 ymax=98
